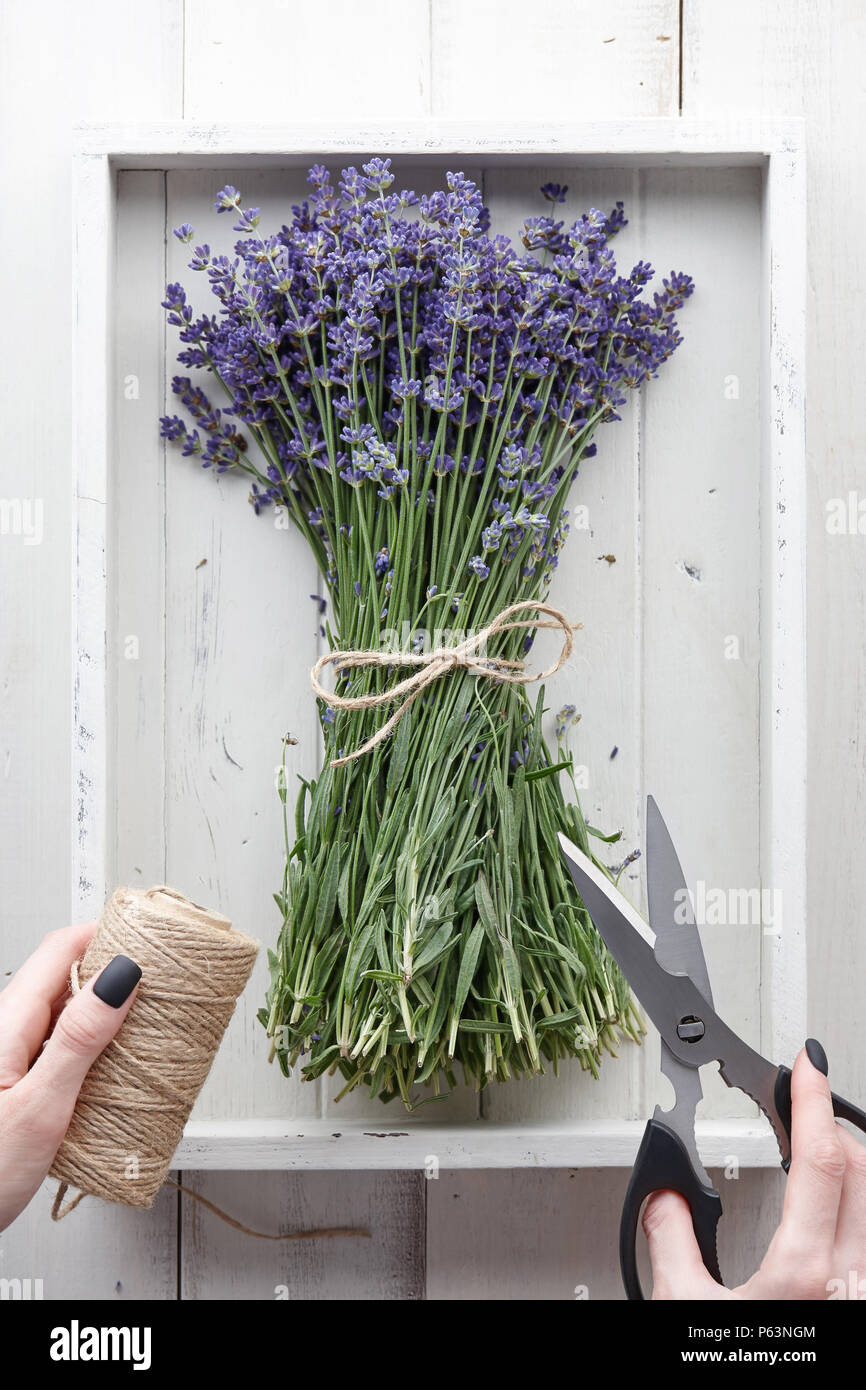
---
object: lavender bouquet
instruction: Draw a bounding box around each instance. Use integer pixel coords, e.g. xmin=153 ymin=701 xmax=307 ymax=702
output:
xmin=160 ymin=161 xmax=692 ymax=1108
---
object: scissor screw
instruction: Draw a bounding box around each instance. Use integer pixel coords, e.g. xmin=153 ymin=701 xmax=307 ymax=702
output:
xmin=677 ymin=1015 xmax=705 ymax=1043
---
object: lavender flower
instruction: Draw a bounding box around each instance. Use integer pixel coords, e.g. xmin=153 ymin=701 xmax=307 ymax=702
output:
xmin=555 ymin=703 xmax=581 ymax=739
xmin=159 ymin=165 xmax=692 ymax=1103
xmin=215 ymin=185 xmax=242 ymax=213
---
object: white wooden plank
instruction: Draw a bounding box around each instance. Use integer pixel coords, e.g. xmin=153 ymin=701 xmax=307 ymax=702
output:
xmin=110 ymin=172 xmax=168 ymax=890
xmin=682 ymin=5 xmax=826 ymax=1081
xmin=760 ymin=142 xmax=807 ymax=1068
xmin=426 ymin=1165 xmax=784 ymax=1298
xmin=427 ymin=1169 xmax=624 ymax=1299
xmin=180 ymin=1170 xmax=425 ymax=1298
xmin=639 ymin=164 xmax=764 ymax=1120
xmin=0 ymin=1181 xmax=177 ymax=1301
xmin=432 ymin=0 xmax=680 ymax=120
xmin=73 ymin=118 xmax=805 ymax=164
xmin=184 ymin=0 xmax=431 ymax=121
xmin=72 ymin=147 xmax=113 ymax=920
xmin=0 ymin=0 xmax=182 ymax=1309
xmin=175 ymin=1117 xmax=785 ymax=1168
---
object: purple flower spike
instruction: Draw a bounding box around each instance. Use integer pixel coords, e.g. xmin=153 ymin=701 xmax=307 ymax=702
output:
xmin=215 ymin=185 xmax=242 ymax=213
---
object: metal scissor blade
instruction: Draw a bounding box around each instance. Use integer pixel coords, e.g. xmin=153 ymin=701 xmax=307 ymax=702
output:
xmin=558 ymin=831 xmax=666 ymax=993
xmin=646 ymin=796 xmax=714 ymax=1008
xmin=559 ymin=832 xmax=712 ymax=1057
xmin=644 ymin=799 xmax=711 ymax=1169
xmin=558 ymin=834 xmax=793 ymax=1166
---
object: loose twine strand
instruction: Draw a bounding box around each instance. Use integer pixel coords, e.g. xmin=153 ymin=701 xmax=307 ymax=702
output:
xmin=310 ymin=600 xmax=581 ymax=767
xmin=48 ymin=886 xmax=369 ymax=1241
xmin=50 ymin=1180 xmax=368 ymax=1242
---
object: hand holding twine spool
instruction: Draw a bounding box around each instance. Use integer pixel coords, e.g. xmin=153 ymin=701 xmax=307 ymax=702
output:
xmin=49 ymin=886 xmax=259 ymax=1215
xmin=49 ymin=887 xmax=368 ymax=1241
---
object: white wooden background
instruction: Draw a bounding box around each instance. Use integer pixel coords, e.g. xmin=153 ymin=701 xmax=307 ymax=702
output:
xmin=0 ymin=0 xmax=858 ymax=1300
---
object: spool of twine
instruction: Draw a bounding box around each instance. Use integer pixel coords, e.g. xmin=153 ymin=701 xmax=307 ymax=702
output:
xmin=49 ymin=885 xmax=259 ymax=1214
xmin=48 ymin=887 xmax=371 ymax=1241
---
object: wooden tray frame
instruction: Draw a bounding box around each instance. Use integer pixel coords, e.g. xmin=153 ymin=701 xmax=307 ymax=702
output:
xmin=71 ymin=119 xmax=806 ymax=1169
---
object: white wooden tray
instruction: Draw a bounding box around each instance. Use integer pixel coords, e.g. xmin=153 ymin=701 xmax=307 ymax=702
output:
xmin=72 ymin=119 xmax=806 ymax=1168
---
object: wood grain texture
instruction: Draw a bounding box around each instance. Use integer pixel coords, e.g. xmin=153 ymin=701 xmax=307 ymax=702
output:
xmin=640 ymin=163 xmax=763 ymax=1119
xmin=682 ymin=0 xmax=860 ymax=1112
xmin=72 ymin=116 xmax=807 ymax=165
xmin=184 ymin=0 xmax=431 ymax=120
xmin=179 ymin=1170 xmax=426 ymax=1299
xmin=174 ymin=1117 xmax=784 ymax=1168
xmin=111 ymin=172 xmax=168 ymax=891
xmin=0 ymin=0 xmax=182 ymax=1307
xmin=426 ymin=1165 xmax=784 ymax=1298
xmin=427 ymin=1169 xmax=625 ymax=1299
xmin=0 ymin=1182 xmax=178 ymax=1302
xmin=432 ymin=0 xmax=680 ymax=119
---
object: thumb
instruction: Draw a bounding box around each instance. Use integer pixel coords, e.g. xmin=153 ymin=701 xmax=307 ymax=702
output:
xmin=642 ymin=1190 xmax=725 ymax=1299
xmin=22 ymin=954 xmax=141 ymax=1114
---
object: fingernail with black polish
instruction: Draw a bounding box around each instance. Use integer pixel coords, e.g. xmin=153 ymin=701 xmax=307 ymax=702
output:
xmin=805 ymin=1037 xmax=828 ymax=1076
xmin=93 ymin=954 xmax=142 ymax=1008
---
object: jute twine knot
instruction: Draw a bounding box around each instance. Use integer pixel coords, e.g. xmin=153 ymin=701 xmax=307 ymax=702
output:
xmin=310 ymin=599 xmax=581 ymax=767
xmin=48 ymin=886 xmax=369 ymax=1240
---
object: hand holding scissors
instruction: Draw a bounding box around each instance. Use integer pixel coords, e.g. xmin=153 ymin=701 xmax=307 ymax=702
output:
xmin=560 ymin=799 xmax=866 ymax=1300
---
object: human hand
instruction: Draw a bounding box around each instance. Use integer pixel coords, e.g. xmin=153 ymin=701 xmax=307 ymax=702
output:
xmin=0 ymin=924 xmax=141 ymax=1232
xmin=642 ymin=1041 xmax=866 ymax=1299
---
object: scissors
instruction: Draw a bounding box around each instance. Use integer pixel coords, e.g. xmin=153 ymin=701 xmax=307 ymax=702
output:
xmin=559 ymin=797 xmax=866 ymax=1300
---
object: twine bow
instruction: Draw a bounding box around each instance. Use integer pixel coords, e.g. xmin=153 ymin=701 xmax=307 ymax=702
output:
xmin=310 ymin=600 xmax=581 ymax=768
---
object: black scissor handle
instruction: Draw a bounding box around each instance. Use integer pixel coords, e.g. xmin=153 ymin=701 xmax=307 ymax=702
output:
xmin=620 ymin=1117 xmax=723 ymax=1300
xmin=773 ymin=1063 xmax=866 ymax=1173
